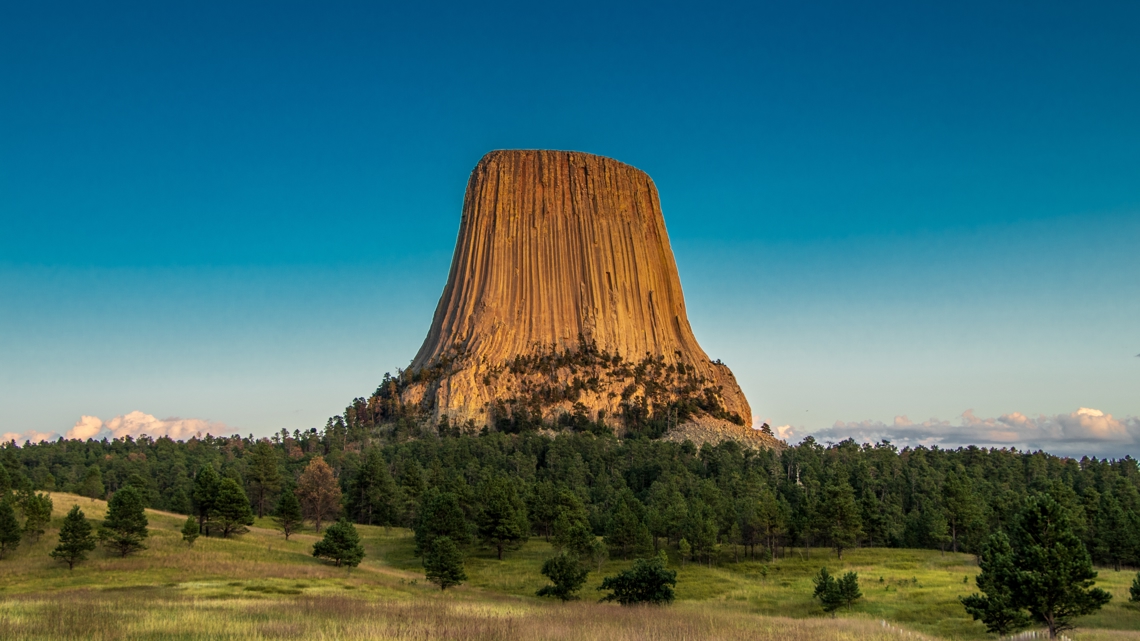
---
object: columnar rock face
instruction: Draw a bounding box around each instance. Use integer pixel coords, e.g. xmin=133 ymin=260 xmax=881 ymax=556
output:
xmin=404 ymin=149 xmax=754 ymax=435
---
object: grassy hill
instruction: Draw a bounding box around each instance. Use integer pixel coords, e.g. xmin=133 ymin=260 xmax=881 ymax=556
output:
xmin=1 ymin=493 xmax=1137 ymax=640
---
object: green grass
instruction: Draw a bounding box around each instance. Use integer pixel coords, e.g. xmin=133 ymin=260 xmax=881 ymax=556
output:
xmin=1 ymin=493 xmax=1138 ymax=640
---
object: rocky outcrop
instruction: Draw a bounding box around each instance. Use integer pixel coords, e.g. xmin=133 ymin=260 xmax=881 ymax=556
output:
xmin=402 ymin=150 xmax=755 ymax=437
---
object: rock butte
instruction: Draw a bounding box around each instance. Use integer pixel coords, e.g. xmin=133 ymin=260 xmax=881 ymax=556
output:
xmin=404 ymin=149 xmax=774 ymax=447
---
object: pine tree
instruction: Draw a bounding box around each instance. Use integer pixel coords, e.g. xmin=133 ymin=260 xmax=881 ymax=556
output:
xmin=475 ymin=475 xmax=528 ymax=560
xmin=819 ymin=479 xmax=863 ymax=559
xmin=20 ymin=491 xmax=53 ymax=542
xmin=0 ymin=464 xmax=10 ymax=498
xmin=424 ymin=535 xmax=466 ymax=590
xmin=192 ymin=464 xmax=220 ymax=536
xmin=345 ymin=448 xmax=397 ymax=526
xmin=246 ymin=440 xmax=282 ymax=519
xmin=181 ymin=515 xmax=200 ymax=546
xmin=598 ymin=552 xmax=677 ymax=605
xmin=0 ymin=501 xmax=22 ymax=560
xmin=536 ymin=552 xmax=589 ymax=601
xmin=312 ymin=518 xmax=365 ymax=567
xmin=98 ymin=486 xmax=149 ymax=557
xmin=210 ymin=478 xmax=254 ymax=538
xmin=273 ymin=486 xmax=304 ymax=540
xmin=296 ymin=456 xmax=341 ymax=532
xmin=50 ymin=505 xmax=95 ymax=569
xmin=960 ymin=531 xmax=1032 ymax=635
xmin=813 ymin=567 xmax=844 ymax=615
xmin=1129 ymin=572 xmax=1140 ymax=603
xmin=78 ymin=466 xmax=104 ymax=500
xmin=414 ymin=490 xmax=470 ymax=556
xmin=838 ymin=571 xmax=862 ymax=608
xmin=962 ymin=494 xmax=1111 ymax=638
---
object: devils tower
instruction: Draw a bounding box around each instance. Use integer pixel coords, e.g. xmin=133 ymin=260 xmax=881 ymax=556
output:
xmin=393 ymin=149 xmax=768 ymax=445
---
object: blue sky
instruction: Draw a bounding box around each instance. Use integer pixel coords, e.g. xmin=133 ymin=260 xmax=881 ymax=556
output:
xmin=2 ymin=1 xmax=1138 ymax=455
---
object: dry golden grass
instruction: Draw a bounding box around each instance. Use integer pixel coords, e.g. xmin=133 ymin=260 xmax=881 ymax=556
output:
xmin=0 ymin=591 xmax=940 ymax=641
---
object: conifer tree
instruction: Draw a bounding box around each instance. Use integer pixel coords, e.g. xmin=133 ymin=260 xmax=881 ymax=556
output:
xmin=536 ymin=552 xmax=589 ymax=601
xmin=0 ymin=464 xmax=13 ymax=499
xmin=0 ymin=501 xmax=21 ymax=560
xmin=414 ymin=490 xmax=470 ymax=556
xmin=962 ymin=494 xmax=1111 ymax=638
xmin=1129 ymin=572 xmax=1140 ymax=603
xmin=181 ymin=515 xmax=200 ymax=546
xmin=192 ymin=464 xmax=220 ymax=535
xmin=960 ymin=531 xmax=1031 ymax=635
xmin=819 ymin=479 xmax=863 ymax=559
xmin=312 ymin=518 xmax=365 ymax=567
xmin=50 ymin=505 xmax=95 ymax=569
xmin=812 ymin=567 xmax=844 ymax=615
xmin=296 ymin=456 xmax=341 ymax=532
xmin=20 ymin=491 xmax=53 ymax=542
xmin=99 ymin=486 xmax=149 ymax=557
xmin=475 ymin=475 xmax=528 ymax=560
xmin=424 ymin=535 xmax=466 ymax=590
xmin=211 ymin=478 xmax=254 ymax=538
xmin=345 ymin=447 xmax=397 ymax=526
xmin=78 ymin=466 xmax=104 ymax=500
xmin=273 ymin=486 xmax=304 ymax=540
xmin=246 ymin=440 xmax=282 ymax=519
xmin=598 ymin=552 xmax=677 ymax=605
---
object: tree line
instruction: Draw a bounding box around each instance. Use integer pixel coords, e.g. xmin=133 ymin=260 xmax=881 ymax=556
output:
xmin=5 ymin=424 xmax=1139 ymax=570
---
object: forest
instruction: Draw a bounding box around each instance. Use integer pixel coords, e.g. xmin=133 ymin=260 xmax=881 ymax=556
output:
xmin=3 ymin=400 xmax=1139 ymax=571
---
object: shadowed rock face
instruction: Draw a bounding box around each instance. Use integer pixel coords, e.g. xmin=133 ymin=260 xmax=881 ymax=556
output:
xmin=407 ymin=149 xmax=753 ymax=433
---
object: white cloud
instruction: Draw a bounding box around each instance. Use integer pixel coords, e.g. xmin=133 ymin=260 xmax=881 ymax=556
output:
xmin=1 ymin=430 xmax=57 ymax=444
xmin=807 ymin=407 xmax=1140 ymax=456
xmin=63 ymin=411 xmax=230 ymax=442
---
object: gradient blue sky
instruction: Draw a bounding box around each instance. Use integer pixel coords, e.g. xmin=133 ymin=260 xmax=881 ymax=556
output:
xmin=2 ymin=1 xmax=1138 ymax=455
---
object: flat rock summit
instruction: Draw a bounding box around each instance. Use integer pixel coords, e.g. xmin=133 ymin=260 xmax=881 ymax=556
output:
xmin=399 ymin=149 xmax=776 ymax=448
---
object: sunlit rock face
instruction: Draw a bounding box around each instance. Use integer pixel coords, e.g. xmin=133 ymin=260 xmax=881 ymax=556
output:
xmin=405 ymin=149 xmax=759 ymax=441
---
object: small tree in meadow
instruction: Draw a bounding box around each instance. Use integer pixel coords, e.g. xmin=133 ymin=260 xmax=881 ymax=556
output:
xmin=192 ymin=464 xmax=220 ymax=535
xmin=0 ymin=501 xmax=22 ymax=559
xmin=181 ymin=515 xmax=200 ymax=546
xmin=598 ymin=552 xmax=677 ymax=605
xmin=99 ymin=486 xmax=149 ymax=557
xmin=273 ymin=486 xmax=303 ymax=540
xmin=312 ymin=518 xmax=365 ymax=567
xmin=50 ymin=505 xmax=95 ymax=569
xmin=424 ymin=535 xmax=466 ymax=590
xmin=813 ymin=567 xmax=844 ymax=615
xmin=20 ymin=491 xmax=53 ymax=542
xmin=1129 ymin=572 xmax=1140 ymax=603
xmin=296 ymin=456 xmax=341 ymax=532
xmin=536 ymin=552 xmax=589 ymax=601
xmin=211 ymin=478 xmax=254 ymax=538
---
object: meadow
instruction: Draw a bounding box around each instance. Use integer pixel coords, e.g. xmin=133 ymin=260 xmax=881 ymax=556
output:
xmin=1 ymin=493 xmax=1138 ymax=640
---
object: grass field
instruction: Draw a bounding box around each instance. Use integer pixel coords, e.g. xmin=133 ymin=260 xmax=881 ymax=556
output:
xmin=1 ymin=493 xmax=1138 ymax=640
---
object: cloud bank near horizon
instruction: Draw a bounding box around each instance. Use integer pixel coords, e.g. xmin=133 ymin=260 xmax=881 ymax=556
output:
xmin=772 ymin=407 xmax=1140 ymax=456
xmin=1 ymin=411 xmax=230 ymax=445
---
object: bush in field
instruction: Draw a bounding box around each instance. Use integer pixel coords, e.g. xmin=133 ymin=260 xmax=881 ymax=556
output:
xmin=537 ymin=552 xmax=589 ymax=601
xmin=312 ymin=518 xmax=365 ymax=567
xmin=181 ymin=515 xmax=200 ymax=546
xmin=424 ymin=535 xmax=466 ymax=590
xmin=1130 ymin=572 xmax=1140 ymax=603
xmin=50 ymin=505 xmax=96 ymax=569
xmin=598 ymin=552 xmax=676 ymax=605
xmin=0 ymin=501 xmax=22 ymax=559
xmin=99 ymin=486 xmax=149 ymax=557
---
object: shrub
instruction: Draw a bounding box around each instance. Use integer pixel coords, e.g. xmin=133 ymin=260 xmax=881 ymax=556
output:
xmin=536 ymin=552 xmax=589 ymax=601
xmin=312 ymin=518 xmax=365 ymax=567
xmin=598 ymin=552 xmax=676 ymax=605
